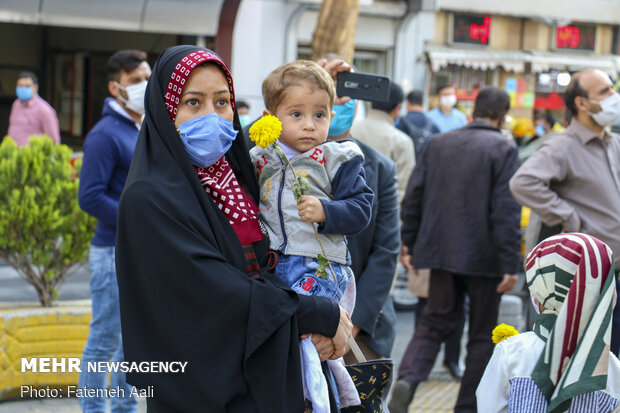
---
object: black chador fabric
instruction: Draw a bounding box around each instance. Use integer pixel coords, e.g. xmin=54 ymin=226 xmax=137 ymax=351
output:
xmin=116 ymin=46 xmax=338 ymax=412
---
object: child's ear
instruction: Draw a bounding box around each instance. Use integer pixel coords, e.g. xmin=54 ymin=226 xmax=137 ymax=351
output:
xmin=263 ymin=109 xmax=272 ymax=116
xmin=331 ymin=110 xmax=336 ymax=120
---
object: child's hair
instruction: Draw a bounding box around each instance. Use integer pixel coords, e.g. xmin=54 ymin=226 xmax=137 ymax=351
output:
xmin=262 ymin=60 xmax=335 ymax=112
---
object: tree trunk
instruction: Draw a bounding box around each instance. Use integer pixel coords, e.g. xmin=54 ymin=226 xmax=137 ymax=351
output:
xmin=311 ymin=0 xmax=360 ymax=63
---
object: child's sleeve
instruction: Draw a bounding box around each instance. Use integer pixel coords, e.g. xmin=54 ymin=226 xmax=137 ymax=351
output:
xmin=319 ymin=142 xmax=374 ymax=236
xmin=248 ymin=145 xmax=267 ymax=178
xmin=476 ymin=342 xmax=510 ymax=412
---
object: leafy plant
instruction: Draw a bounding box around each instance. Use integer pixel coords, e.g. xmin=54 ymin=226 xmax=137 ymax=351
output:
xmin=0 ymin=136 xmax=96 ymax=306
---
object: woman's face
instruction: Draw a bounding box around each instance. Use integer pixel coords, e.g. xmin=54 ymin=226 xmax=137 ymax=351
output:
xmin=174 ymin=64 xmax=234 ymax=130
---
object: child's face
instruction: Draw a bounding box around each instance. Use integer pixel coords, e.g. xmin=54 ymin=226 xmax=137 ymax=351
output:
xmin=270 ymin=82 xmax=333 ymax=153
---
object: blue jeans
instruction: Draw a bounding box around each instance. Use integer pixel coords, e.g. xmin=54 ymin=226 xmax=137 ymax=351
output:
xmin=78 ymin=246 xmax=137 ymax=413
xmin=275 ymin=254 xmax=352 ymax=302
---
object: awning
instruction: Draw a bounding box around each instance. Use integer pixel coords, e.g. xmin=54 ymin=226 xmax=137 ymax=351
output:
xmin=425 ymin=45 xmax=529 ymax=73
xmin=426 ymin=45 xmax=619 ymax=77
xmin=0 ymin=0 xmax=224 ymax=36
xmin=528 ymin=51 xmax=618 ymax=77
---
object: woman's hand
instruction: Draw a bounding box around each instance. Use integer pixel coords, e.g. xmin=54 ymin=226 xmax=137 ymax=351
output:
xmin=297 ymin=195 xmax=326 ymax=223
xmin=310 ymin=333 xmax=335 ymax=362
xmin=329 ymin=305 xmax=353 ymax=359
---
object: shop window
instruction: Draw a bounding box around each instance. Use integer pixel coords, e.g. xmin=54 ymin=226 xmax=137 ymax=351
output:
xmin=613 ymin=27 xmax=620 ymax=55
xmin=432 ymin=65 xmax=490 ymax=101
xmin=296 ymin=47 xmax=388 ymax=76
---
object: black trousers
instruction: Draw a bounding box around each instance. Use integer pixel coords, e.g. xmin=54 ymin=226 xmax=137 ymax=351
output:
xmin=415 ymin=297 xmax=465 ymax=365
xmin=397 ymin=269 xmax=501 ymax=413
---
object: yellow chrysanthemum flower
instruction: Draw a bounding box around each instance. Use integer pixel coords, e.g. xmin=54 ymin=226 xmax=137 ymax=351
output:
xmin=249 ymin=115 xmax=282 ymax=149
xmin=492 ymin=323 xmax=519 ymax=344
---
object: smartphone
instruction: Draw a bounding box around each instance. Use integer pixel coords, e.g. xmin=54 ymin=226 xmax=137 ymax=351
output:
xmin=336 ymin=71 xmax=390 ymax=102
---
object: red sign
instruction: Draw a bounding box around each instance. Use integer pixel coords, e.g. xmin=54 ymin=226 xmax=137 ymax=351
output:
xmin=534 ymin=92 xmax=566 ymax=110
xmin=453 ymin=14 xmax=492 ymax=45
xmin=556 ymin=25 xmax=580 ymax=49
xmin=555 ymin=23 xmax=595 ymax=51
xmin=470 ymin=17 xmax=491 ymax=44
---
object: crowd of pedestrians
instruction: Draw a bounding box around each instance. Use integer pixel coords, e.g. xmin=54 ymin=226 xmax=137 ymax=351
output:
xmin=7 ymin=44 xmax=620 ymax=412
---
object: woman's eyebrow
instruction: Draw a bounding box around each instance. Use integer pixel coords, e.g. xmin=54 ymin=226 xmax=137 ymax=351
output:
xmin=181 ymin=90 xmax=206 ymax=97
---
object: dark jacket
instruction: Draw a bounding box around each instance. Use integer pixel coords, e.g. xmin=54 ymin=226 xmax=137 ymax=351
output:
xmin=401 ymin=120 xmax=521 ymax=277
xmin=348 ymin=139 xmax=400 ymax=357
xmin=78 ymin=98 xmax=139 ymax=246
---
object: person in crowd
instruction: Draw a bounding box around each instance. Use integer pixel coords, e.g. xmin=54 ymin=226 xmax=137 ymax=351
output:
xmin=236 ymin=99 xmax=252 ymax=128
xmin=249 ymin=60 xmax=373 ymax=411
xmin=391 ymin=87 xmax=522 ymax=413
xmin=350 ymin=82 xmax=414 ymax=206
xmin=396 ymin=89 xmax=440 ymax=160
xmin=534 ymin=111 xmax=556 ymax=137
xmin=427 ymin=84 xmax=467 ymax=133
xmin=397 ymin=87 xmax=463 ymax=379
xmin=478 ymin=233 xmax=620 ymax=413
xmin=510 ymin=69 xmax=620 ymax=357
xmin=77 ymin=49 xmax=150 ymax=413
xmin=115 ymin=45 xmax=353 ymax=412
xmin=318 ymin=54 xmax=401 ymax=363
xmin=7 ymin=71 xmax=60 ymax=146
xmin=518 ymin=112 xmax=559 ymax=162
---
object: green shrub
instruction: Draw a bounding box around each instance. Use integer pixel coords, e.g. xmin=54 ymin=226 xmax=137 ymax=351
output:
xmin=0 ymin=136 xmax=96 ymax=306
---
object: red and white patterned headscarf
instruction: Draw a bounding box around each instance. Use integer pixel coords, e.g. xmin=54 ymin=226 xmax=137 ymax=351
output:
xmin=166 ymin=50 xmax=262 ymax=246
xmin=526 ymin=233 xmax=617 ymax=412
xmin=165 ymin=50 xmax=236 ymax=122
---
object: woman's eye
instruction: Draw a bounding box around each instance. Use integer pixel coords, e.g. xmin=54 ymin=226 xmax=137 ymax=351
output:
xmin=292 ymin=111 xmax=301 ymax=118
xmin=187 ymin=98 xmax=199 ymax=106
xmin=217 ymin=98 xmax=229 ymax=107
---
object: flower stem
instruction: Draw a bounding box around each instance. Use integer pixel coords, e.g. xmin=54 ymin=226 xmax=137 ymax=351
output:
xmin=311 ymin=223 xmax=338 ymax=283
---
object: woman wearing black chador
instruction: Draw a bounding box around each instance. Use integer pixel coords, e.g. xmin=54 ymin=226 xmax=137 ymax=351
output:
xmin=116 ymin=46 xmax=352 ymax=412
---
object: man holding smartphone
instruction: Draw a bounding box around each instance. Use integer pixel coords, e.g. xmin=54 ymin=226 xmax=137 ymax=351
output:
xmin=350 ymin=82 xmax=414 ymax=206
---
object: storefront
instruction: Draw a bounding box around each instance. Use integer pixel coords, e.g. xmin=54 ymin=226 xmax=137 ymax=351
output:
xmin=0 ymin=0 xmax=228 ymax=146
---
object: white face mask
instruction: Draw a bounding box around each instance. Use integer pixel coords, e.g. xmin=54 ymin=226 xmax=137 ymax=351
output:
xmin=589 ymin=93 xmax=620 ymax=127
xmin=116 ymin=80 xmax=147 ymax=115
xmin=440 ymin=94 xmax=457 ymax=109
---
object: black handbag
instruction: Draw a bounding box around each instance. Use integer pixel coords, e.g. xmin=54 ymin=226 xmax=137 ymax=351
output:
xmin=341 ymin=338 xmax=394 ymax=412
xmin=303 ymin=339 xmax=394 ymax=412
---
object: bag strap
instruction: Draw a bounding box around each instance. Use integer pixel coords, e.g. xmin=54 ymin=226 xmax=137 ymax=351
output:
xmin=348 ymin=336 xmax=367 ymax=363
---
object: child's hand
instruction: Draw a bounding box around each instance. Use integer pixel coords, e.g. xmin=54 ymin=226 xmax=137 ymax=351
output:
xmin=297 ymin=195 xmax=326 ymax=223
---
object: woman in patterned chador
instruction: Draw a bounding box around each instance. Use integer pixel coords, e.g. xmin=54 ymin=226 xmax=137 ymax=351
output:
xmin=477 ymin=233 xmax=620 ymax=413
xmin=115 ymin=45 xmax=352 ymax=412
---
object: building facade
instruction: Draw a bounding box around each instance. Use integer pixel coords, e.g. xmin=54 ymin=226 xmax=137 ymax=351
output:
xmin=0 ymin=0 xmax=619 ymax=143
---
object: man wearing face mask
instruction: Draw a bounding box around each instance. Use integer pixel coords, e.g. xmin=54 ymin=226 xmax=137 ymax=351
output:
xmin=510 ymin=69 xmax=620 ymax=358
xmin=7 ymin=71 xmax=60 ymax=146
xmin=427 ymin=84 xmax=467 ymax=134
xmin=326 ymin=89 xmax=400 ymax=362
xmin=77 ymin=49 xmax=150 ymax=413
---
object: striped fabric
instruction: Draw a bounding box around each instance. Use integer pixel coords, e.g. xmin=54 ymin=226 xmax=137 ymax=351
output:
xmin=509 ymin=377 xmax=619 ymax=412
xmin=525 ymin=233 xmax=616 ymax=413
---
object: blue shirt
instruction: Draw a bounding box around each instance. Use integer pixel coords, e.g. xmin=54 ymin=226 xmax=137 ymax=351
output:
xmin=427 ymin=107 xmax=467 ymax=133
xmin=78 ymin=98 xmax=140 ymax=246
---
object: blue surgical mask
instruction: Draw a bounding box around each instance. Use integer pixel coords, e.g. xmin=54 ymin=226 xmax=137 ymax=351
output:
xmin=328 ymin=99 xmax=356 ymax=137
xmin=177 ymin=112 xmax=238 ymax=168
xmin=16 ymin=86 xmax=33 ymax=101
xmin=535 ymin=124 xmax=546 ymax=136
